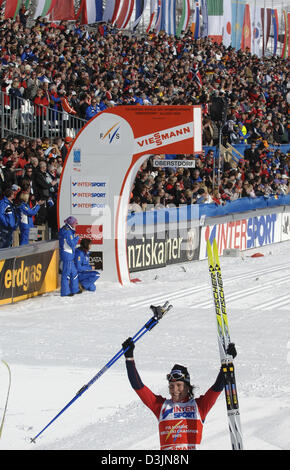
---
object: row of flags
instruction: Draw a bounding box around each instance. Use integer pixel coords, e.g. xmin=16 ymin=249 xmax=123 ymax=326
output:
xmin=199 ymin=0 xmax=290 ymax=58
xmin=1 ymin=1 xmax=290 ymax=57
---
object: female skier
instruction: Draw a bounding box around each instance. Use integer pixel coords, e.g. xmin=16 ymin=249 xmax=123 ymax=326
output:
xmin=122 ymin=337 xmax=236 ymax=450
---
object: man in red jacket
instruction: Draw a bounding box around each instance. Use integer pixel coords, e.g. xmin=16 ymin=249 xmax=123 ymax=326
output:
xmin=122 ymin=337 xmax=236 ymax=450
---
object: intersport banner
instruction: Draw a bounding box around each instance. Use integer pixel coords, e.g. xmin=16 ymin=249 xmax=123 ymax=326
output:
xmin=199 ymin=213 xmax=281 ymax=260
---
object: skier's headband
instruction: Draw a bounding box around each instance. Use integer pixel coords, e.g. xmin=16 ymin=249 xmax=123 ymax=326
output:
xmin=167 ymin=370 xmax=190 ymax=384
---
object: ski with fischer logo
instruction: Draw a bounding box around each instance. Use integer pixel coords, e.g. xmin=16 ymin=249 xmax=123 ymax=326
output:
xmin=207 ymin=238 xmax=243 ymax=450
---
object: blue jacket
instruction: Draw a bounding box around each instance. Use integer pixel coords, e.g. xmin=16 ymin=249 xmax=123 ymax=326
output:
xmin=85 ymin=104 xmax=101 ymax=121
xmin=0 ymin=196 xmax=18 ymax=248
xmin=74 ymin=247 xmax=92 ymax=272
xmin=58 ymin=224 xmax=79 ymax=261
xmin=0 ymin=196 xmax=18 ymax=231
xmin=17 ymin=202 xmax=40 ymax=230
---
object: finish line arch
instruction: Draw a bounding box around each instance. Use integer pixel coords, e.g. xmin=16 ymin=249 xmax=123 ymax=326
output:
xmin=58 ymin=105 xmax=202 ymax=284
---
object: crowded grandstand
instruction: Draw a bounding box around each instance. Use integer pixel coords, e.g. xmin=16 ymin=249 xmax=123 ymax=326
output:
xmin=0 ymin=1 xmax=289 ymax=248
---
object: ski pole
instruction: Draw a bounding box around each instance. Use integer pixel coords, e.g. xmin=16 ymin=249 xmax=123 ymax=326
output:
xmin=0 ymin=360 xmax=11 ymax=439
xmin=30 ymin=302 xmax=172 ymax=443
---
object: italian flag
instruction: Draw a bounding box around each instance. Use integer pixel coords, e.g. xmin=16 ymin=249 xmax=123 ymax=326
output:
xmin=176 ymin=0 xmax=190 ymax=37
xmin=207 ymin=0 xmax=223 ymax=44
xmin=4 ymin=0 xmax=22 ymax=19
xmin=34 ymin=0 xmax=57 ymax=18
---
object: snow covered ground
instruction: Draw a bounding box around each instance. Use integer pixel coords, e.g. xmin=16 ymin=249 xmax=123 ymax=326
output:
xmin=1 ymin=240 xmax=290 ymax=451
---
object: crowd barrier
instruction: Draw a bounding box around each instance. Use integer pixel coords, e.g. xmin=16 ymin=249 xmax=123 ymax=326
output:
xmin=127 ymin=195 xmax=290 ymax=272
xmin=0 ymin=241 xmax=59 ymax=305
xmin=0 ymin=91 xmax=86 ymax=140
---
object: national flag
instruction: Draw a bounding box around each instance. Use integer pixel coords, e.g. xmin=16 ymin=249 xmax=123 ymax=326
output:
xmin=4 ymin=0 xmax=22 ymax=19
xmin=154 ymin=0 xmax=162 ymax=33
xmin=240 ymin=3 xmax=251 ymax=51
xmin=191 ymin=1 xmax=200 ymax=39
xmin=176 ymin=0 xmax=190 ymax=37
xmin=34 ymin=0 xmax=57 ymax=18
xmin=288 ymin=13 xmax=290 ymax=58
xmin=132 ymin=0 xmax=147 ymax=29
xmin=111 ymin=0 xmax=121 ymax=24
xmin=146 ymin=0 xmax=157 ymax=32
xmin=103 ymin=0 xmax=118 ymax=22
xmin=250 ymin=2 xmax=262 ymax=57
xmin=160 ymin=0 xmax=176 ymax=35
xmin=261 ymin=7 xmax=272 ymax=55
xmin=115 ymin=0 xmax=134 ymax=29
xmin=222 ymin=0 xmax=231 ymax=47
xmin=207 ymin=0 xmax=223 ymax=44
xmin=272 ymin=9 xmax=279 ymax=55
xmin=50 ymin=0 xmax=75 ymax=20
xmin=231 ymin=0 xmax=246 ymax=50
xmin=189 ymin=63 xmax=203 ymax=89
xmin=281 ymin=10 xmax=287 ymax=59
xmin=200 ymin=0 xmax=208 ymax=37
xmin=75 ymin=0 xmax=103 ymax=24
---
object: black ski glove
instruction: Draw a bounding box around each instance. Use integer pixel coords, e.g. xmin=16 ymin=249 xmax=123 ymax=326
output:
xmin=122 ymin=337 xmax=135 ymax=359
xmin=226 ymin=342 xmax=237 ymax=359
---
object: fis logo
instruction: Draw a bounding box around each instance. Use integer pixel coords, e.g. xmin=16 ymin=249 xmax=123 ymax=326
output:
xmin=100 ymin=122 xmax=120 ymax=144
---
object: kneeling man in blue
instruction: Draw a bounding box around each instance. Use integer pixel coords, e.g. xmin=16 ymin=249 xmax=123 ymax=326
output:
xmin=74 ymin=238 xmax=100 ymax=292
xmin=58 ymin=216 xmax=81 ymax=297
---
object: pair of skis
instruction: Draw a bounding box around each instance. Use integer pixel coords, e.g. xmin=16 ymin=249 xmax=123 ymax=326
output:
xmin=207 ymin=238 xmax=243 ymax=450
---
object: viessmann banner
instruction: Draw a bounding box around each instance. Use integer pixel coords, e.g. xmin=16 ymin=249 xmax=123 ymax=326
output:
xmin=58 ymin=105 xmax=202 ymax=284
xmin=0 ymin=249 xmax=58 ymax=305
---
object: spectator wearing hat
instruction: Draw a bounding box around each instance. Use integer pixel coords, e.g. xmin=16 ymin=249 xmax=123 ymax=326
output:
xmin=58 ymin=216 xmax=81 ymax=297
xmin=0 ymin=188 xmax=19 ymax=248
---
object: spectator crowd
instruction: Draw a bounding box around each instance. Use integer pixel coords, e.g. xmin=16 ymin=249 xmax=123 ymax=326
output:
xmin=0 ymin=9 xmax=289 ymax=246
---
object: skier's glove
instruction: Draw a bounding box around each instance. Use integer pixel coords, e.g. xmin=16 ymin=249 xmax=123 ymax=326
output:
xmin=122 ymin=337 xmax=135 ymax=358
xmin=226 ymin=342 xmax=237 ymax=359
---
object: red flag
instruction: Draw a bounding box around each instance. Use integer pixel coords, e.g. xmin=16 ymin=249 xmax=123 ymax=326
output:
xmin=50 ymin=0 xmax=75 ymax=20
xmin=115 ymin=0 xmax=134 ymax=29
xmin=76 ymin=0 xmax=88 ymax=24
xmin=5 ymin=0 xmax=21 ymax=19
xmin=241 ymin=4 xmax=251 ymax=51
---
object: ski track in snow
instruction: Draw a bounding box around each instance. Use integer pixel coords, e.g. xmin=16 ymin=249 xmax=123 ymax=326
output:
xmin=0 ymin=242 xmax=290 ymax=450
